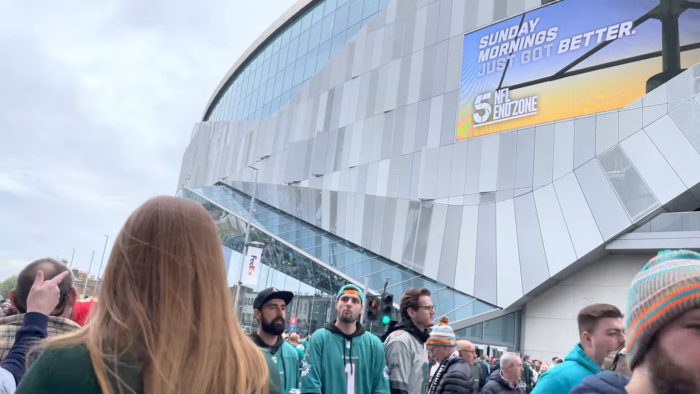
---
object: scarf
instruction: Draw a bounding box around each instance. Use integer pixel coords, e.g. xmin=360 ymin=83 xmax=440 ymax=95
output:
xmin=427 ymin=351 xmax=458 ymax=394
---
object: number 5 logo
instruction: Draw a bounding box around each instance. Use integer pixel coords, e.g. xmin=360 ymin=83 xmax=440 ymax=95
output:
xmin=473 ymin=93 xmax=492 ymax=124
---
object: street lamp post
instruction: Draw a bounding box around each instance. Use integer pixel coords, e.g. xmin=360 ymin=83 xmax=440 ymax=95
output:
xmin=82 ymin=251 xmax=95 ymax=299
xmin=69 ymin=248 xmax=76 ymax=269
xmin=233 ymin=166 xmax=259 ymax=313
xmin=96 ymin=235 xmax=109 ymax=287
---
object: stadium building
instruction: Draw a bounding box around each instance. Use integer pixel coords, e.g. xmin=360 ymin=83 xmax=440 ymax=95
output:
xmin=178 ymin=0 xmax=700 ymax=360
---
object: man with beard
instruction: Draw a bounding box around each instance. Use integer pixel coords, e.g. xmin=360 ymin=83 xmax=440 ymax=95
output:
xmin=572 ymin=249 xmax=700 ymax=394
xmin=249 ymin=287 xmax=299 ymax=393
xmin=382 ymin=288 xmax=434 ymax=394
xmin=301 ymin=284 xmax=390 ymax=394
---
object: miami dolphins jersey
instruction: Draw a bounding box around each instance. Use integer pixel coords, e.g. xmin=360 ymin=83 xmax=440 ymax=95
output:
xmin=383 ymin=325 xmax=430 ymax=394
xmin=301 ymin=322 xmax=390 ymax=394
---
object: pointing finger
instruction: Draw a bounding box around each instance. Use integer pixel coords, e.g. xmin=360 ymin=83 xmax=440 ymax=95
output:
xmin=32 ymin=270 xmax=45 ymax=289
xmin=47 ymin=270 xmax=70 ymax=286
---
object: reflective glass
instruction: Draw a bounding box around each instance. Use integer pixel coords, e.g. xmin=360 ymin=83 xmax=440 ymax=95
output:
xmin=283 ymin=64 xmax=295 ymax=93
xmin=287 ymin=37 xmax=300 ymax=67
xmin=330 ymin=32 xmax=345 ymax=58
xmin=348 ymin=0 xmax=364 ymax=26
xmin=338 ymin=0 xmax=349 ymax=5
xmin=273 ymin=35 xmax=282 ymax=53
xmin=305 ymin=48 xmax=319 ymax=80
xmin=308 ymin=21 xmax=322 ymax=50
xmin=321 ymin=13 xmax=336 ymax=44
xmin=269 ymin=52 xmax=280 ymax=78
xmin=362 ymin=0 xmax=379 ymax=19
xmin=270 ymin=97 xmax=281 ymax=114
xmin=291 ymin=19 xmax=301 ymax=38
xmin=265 ymin=75 xmax=275 ymax=103
xmin=312 ymin=2 xmax=325 ymax=24
xmin=325 ymin=0 xmax=338 ymax=15
xmin=293 ymin=56 xmax=306 ymax=87
xmin=301 ymin=9 xmax=313 ymax=31
xmin=316 ymin=40 xmax=331 ymax=72
xmin=291 ymin=83 xmax=303 ymax=98
xmin=280 ymin=90 xmax=292 ymax=109
xmin=278 ymin=44 xmax=289 ymax=73
xmin=297 ymin=29 xmax=310 ymax=59
xmin=281 ymin=28 xmax=291 ymax=47
xmin=333 ymin=3 xmax=349 ymax=36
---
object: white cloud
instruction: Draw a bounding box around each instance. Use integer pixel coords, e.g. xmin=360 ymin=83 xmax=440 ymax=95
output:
xmin=0 ymin=0 xmax=295 ymax=280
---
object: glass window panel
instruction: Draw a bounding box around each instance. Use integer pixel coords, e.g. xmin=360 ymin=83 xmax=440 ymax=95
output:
xmin=348 ymin=0 xmax=364 ymax=27
xmin=277 ymin=44 xmax=289 ymax=73
xmin=330 ymin=31 xmax=345 ymax=58
xmin=262 ymin=103 xmax=272 ymax=119
xmin=304 ymin=48 xmax=319 ymax=80
xmin=454 ymin=301 xmax=476 ymax=321
xmin=379 ymin=0 xmax=390 ymax=8
xmin=269 ymin=52 xmax=280 ymax=78
xmin=321 ymin=12 xmax=335 ymax=44
xmin=436 ymin=291 xmax=455 ymax=318
xmin=280 ymin=90 xmax=292 ymax=110
xmin=264 ymin=44 xmax=272 ymax=60
xmin=270 ymin=97 xmax=281 ymax=115
xmin=283 ymin=63 xmax=296 ymax=92
xmin=257 ymin=85 xmax=266 ymax=110
xmin=291 ymin=83 xmax=303 ymax=98
xmin=297 ymin=29 xmax=310 ymax=59
xmin=474 ymin=301 xmax=494 ymax=315
xmin=483 ymin=313 xmax=517 ymax=346
xmin=362 ymin=0 xmax=379 ymax=19
xmin=261 ymin=60 xmax=270 ymax=84
xmin=325 ymin=0 xmax=338 ymax=14
xmin=281 ymin=28 xmax=291 ymax=47
xmin=309 ymin=21 xmax=322 ymax=50
xmin=253 ymin=67 xmax=262 ymax=90
xmin=301 ymin=10 xmax=313 ymax=31
xmin=338 ymin=0 xmax=349 ymax=5
xmin=265 ymin=75 xmax=275 ymax=103
xmin=312 ymin=2 xmax=325 ymax=24
xmin=287 ymin=37 xmax=300 ymax=67
xmin=334 ymin=3 xmax=349 ymax=36
xmin=291 ymin=19 xmax=302 ymax=38
xmin=316 ymin=40 xmax=331 ymax=72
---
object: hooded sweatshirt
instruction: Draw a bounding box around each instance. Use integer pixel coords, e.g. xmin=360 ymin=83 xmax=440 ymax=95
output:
xmin=301 ymin=322 xmax=390 ymax=394
xmin=531 ymin=344 xmax=600 ymax=394
xmin=249 ymin=332 xmax=300 ymax=393
xmin=382 ymin=319 xmax=431 ymax=394
xmin=570 ymin=371 xmax=630 ymax=394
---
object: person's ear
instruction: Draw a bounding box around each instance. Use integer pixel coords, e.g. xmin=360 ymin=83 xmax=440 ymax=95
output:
xmin=254 ymin=309 xmax=261 ymax=321
xmin=581 ymin=331 xmax=593 ymax=348
xmin=68 ymin=287 xmax=78 ymax=308
xmin=8 ymin=289 xmax=17 ymax=309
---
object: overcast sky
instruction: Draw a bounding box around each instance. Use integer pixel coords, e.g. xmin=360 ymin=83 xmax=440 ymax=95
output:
xmin=0 ymin=0 xmax=296 ymax=281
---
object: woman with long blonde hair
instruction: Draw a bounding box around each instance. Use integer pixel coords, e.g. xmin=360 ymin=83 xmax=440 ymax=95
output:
xmin=17 ymin=196 xmax=280 ymax=394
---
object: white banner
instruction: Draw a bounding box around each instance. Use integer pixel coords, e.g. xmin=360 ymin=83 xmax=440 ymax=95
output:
xmin=242 ymin=246 xmax=263 ymax=286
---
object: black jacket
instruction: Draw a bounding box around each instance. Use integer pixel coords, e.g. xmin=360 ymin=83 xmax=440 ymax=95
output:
xmin=478 ymin=362 xmax=489 ymax=388
xmin=432 ymin=357 xmax=477 ymax=394
xmin=482 ymin=370 xmax=526 ymax=394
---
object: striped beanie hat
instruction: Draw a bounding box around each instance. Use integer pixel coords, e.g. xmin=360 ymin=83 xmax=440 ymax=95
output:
xmin=626 ymin=249 xmax=700 ymax=369
xmin=427 ymin=316 xmax=456 ymax=347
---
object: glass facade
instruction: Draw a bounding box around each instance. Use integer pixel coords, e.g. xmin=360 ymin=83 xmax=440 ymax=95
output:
xmin=177 ymin=184 xmax=497 ymax=336
xmin=454 ymin=311 xmax=522 ymax=351
xmin=206 ymin=0 xmax=391 ymax=123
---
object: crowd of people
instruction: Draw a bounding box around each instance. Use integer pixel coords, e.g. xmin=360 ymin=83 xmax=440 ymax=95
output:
xmin=0 ymin=196 xmax=699 ymax=394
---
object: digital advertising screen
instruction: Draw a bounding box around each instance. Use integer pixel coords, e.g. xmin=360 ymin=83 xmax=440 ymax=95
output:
xmin=456 ymin=0 xmax=700 ymax=141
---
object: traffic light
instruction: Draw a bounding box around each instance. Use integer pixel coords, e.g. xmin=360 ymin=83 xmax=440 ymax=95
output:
xmin=366 ymin=294 xmax=380 ymax=322
xmin=380 ymin=292 xmax=394 ymax=325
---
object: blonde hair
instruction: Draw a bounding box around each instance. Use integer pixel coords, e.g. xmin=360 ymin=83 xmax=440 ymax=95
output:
xmin=43 ymin=196 xmax=271 ymax=394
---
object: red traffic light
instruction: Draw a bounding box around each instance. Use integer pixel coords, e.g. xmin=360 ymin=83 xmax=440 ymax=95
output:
xmin=370 ymin=300 xmax=377 ymax=308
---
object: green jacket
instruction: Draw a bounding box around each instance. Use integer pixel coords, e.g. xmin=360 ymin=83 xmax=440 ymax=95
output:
xmin=531 ymin=344 xmax=600 ymax=394
xmin=15 ymin=344 xmax=282 ymax=394
xmin=250 ymin=332 xmax=300 ymax=393
xmin=301 ymin=322 xmax=390 ymax=394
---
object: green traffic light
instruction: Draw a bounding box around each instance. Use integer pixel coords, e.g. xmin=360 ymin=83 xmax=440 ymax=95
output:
xmin=382 ymin=315 xmax=391 ymax=325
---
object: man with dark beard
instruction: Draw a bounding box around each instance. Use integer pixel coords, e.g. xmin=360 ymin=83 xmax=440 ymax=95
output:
xmin=572 ymin=250 xmax=700 ymax=394
xmin=249 ymin=287 xmax=299 ymax=393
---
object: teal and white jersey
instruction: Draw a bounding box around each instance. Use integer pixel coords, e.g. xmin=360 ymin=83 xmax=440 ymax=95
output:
xmin=383 ymin=323 xmax=431 ymax=394
xmin=301 ymin=323 xmax=390 ymax=394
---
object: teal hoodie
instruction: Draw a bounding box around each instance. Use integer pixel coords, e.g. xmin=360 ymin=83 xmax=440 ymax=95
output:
xmin=531 ymin=344 xmax=600 ymax=394
xmin=249 ymin=333 xmax=300 ymax=393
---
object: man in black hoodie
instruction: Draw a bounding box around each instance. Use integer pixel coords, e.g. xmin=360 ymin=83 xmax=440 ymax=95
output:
xmin=382 ymin=288 xmax=434 ymax=394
